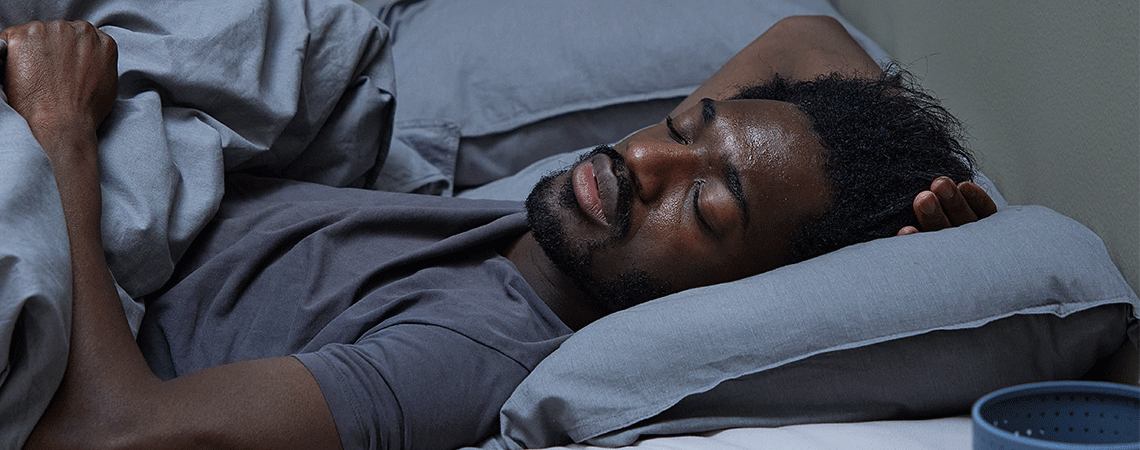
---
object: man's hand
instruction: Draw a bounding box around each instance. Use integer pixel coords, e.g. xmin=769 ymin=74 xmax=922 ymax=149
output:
xmin=1 ymin=20 xmax=117 ymax=154
xmin=3 ymin=20 xmax=343 ymax=450
xmin=898 ymin=177 xmax=999 ymax=235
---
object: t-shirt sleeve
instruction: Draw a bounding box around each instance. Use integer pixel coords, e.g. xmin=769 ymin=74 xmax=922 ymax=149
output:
xmin=294 ymin=323 xmax=534 ymax=450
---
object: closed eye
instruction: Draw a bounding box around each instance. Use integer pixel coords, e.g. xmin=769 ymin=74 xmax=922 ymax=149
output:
xmin=693 ymin=180 xmax=712 ymax=233
xmin=666 ymin=117 xmax=689 ymax=145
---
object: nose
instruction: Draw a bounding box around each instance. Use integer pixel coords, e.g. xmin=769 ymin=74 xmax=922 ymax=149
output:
xmin=624 ymin=138 xmax=707 ymax=202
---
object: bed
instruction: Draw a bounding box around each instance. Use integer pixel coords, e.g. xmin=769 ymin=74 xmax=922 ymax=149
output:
xmin=0 ymin=0 xmax=1136 ymax=449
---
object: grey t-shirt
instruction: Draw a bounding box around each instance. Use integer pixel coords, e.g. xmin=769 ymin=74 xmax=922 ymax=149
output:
xmin=139 ymin=175 xmax=573 ymax=450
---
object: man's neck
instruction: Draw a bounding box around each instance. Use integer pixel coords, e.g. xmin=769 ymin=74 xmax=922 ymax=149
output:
xmin=502 ymin=232 xmax=606 ymax=331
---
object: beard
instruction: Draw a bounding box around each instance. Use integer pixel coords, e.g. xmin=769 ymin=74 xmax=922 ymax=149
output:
xmin=524 ymin=145 xmax=674 ymax=313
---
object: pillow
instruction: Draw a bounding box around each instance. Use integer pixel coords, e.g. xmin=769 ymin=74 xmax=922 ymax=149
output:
xmin=475 ymin=204 xmax=1139 ymax=449
xmin=378 ymin=0 xmax=891 ymax=191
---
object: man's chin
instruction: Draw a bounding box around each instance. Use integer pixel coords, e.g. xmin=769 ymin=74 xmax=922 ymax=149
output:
xmin=524 ymin=153 xmax=674 ymax=313
xmin=525 ymin=169 xmax=589 ymax=274
xmin=525 ymin=178 xmax=672 ymax=313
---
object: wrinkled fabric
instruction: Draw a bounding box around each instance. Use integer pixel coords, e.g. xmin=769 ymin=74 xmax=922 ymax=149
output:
xmin=139 ymin=175 xmax=572 ymax=450
xmin=0 ymin=0 xmax=395 ymax=446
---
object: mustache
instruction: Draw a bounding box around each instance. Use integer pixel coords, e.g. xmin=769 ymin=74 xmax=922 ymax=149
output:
xmin=577 ymin=144 xmax=634 ymax=240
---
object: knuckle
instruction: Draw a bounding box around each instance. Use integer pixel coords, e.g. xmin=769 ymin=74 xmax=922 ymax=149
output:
xmin=100 ymin=29 xmax=117 ymax=50
xmin=47 ymin=20 xmax=70 ymax=32
xmin=72 ymin=20 xmax=97 ymax=35
xmin=3 ymin=33 xmax=22 ymax=47
xmin=25 ymin=21 xmax=45 ymax=36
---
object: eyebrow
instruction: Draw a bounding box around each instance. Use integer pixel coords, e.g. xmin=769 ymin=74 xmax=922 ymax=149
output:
xmin=700 ymin=97 xmax=717 ymax=125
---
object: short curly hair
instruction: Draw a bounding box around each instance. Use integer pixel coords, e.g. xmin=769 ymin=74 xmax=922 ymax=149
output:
xmin=732 ymin=69 xmax=975 ymax=263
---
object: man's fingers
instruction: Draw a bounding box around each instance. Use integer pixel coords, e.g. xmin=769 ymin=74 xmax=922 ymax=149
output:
xmin=930 ymin=176 xmax=977 ymax=226
xmin=958 ymin=181 xmax=998 ymax=219
xmin=905 ymin=178 xmax=1000 ymax=235
xmin=1 ymin=19 xmax=119 ymax=150
xmin=913 ymin=190 xmax=952 ymax=231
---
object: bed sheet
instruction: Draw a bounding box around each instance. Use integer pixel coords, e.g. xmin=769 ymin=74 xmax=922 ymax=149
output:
xmin=4 ymin=1 xmax=1133 ymax=449
xmin=0 ymin=0 xmax=395 ymax=447
xmin=538 ymin=417 xmax=973 ymax=450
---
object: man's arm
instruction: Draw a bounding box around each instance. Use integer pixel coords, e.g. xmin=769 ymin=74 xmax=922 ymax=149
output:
xmin=673 ymin=15 xmax=996 ymax=230
xmin=6 ymin=21 xmax=341 ymax=450
xmin=669 ymin=15 xmax=881 ymax=118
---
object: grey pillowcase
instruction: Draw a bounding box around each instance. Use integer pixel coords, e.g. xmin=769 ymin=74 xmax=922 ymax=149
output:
xmin=386 ymin=1 xmax=1138 ymax=446
xmin=379 ymin=0 xmax=890 ymax=191
xmin=478 ymin=205 xmax=1138 ymax=448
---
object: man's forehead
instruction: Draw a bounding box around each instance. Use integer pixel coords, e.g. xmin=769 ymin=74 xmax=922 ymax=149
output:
xmin=724 ymin=101 xmax=821 ymax=172
xmin=728 ymin=101 xmax=830 ymax=234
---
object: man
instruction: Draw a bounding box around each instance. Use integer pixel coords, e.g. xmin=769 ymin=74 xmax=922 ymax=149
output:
xmin=8 ymin=15 xmax=994 ymax=450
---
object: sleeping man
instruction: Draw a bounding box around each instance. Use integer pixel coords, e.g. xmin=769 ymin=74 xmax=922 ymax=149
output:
xmin=7 ymin=15 xmax=996 ymax=450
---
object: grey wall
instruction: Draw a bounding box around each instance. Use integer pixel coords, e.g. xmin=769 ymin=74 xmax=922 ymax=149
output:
xmin=830 ymin=0 xmax=1139 ymax=296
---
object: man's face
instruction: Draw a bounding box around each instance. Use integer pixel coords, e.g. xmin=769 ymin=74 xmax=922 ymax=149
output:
xmin=526 ymin=98 xmax=831 ymax=312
